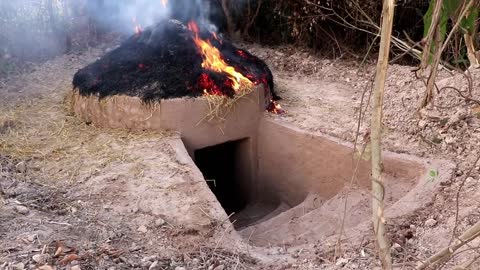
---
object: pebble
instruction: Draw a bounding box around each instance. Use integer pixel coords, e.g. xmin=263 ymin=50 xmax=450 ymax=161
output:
xmin=14 ymin=263 xmax=25 ymax=270
xmin=137 ymin=225 xmax=148 ymax=233
xmin=142 ymin=255 xmax=157 ymax=262
xmin=418 ymin=120 xmax=427 ymax=129
xmin=175 ymin=267 xmax=186 ymax=270
xmin=155 ymin=218 xmax=166 ymax=227
xmin=71 ymin=265 xmax=81 ymax=270
xmin=26 ymin=234 xmax=36 ymax=242
xmin=191 ymin=258 xmax=200 ymax=266
xmin=391 ymin=243 xmax=402 ymax=251
xmin=14 ymin=205 xmax=29 ymax=215
xmin=425 ymin=218 xmax=437 ymax=227
xmin=149 ymin=261 xmax=159 ymax=270
xmin=32 ymin=254 xmax=49 ymax=265
xmin=15 ymin=161 xmax=26 ymax=173
xmin=213 ymin=265 xmax=225 ymax=270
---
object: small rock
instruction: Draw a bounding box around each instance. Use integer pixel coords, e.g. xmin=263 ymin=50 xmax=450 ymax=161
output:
xmin=149 ymin=261 xmax=159 ymax=270
xmin=107 ymin=267 xmax=116 ymax=270
xmin=175 ymin=267 xmax=186 ymax=270
xmin=15 ymin=161 xmax=26 ymax=173
xmin=71 ymin=265 xmax=81 ymax=270
xmin=137 ymin=225 xmax=148 ymax=233
xmin=14 ymin=263 xmax=25 ymax=270
xmin=155 ymin=218 xmax=166 ymax=227
xmin=418 ymin=120 xmax=428 ymax=129
xmin=26 ymin=234 xmax=36 ymax=242
xmin=14 ymin=205 xmax=29 ymax=215
xmin=191 ymin=258 xmax=200 ymax=266
xmin=335 ymin=258 xmax=348 ymax=267
xmin=142 ymin=256 xmax=157 ymax=262
xmin=391 ymin=243 xmax=402 ymax=251
xmin=32 ymin=254 xmax=49 ymax=265
xmin=425 ymin=218 xmax=437 ymax=227
xmin=70 ymin=260 xmax=79 ymax=266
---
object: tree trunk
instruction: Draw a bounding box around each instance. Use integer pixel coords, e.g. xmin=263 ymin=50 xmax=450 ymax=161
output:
xmin=220 ymin=0 xmax=235 ymax=37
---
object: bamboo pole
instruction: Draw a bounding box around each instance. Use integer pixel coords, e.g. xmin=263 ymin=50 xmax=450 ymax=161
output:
xmin=371 ymin=0 xmax=396 ymax=269
xmin=417 ymin=220 xmax=480 ymax=270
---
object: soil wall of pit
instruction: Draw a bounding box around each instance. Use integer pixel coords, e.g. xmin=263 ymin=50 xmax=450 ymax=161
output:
xmin=69 ymin=86 xmax=267 ymax=151
xmin=256 ymin=118 xmax=435 ymax=207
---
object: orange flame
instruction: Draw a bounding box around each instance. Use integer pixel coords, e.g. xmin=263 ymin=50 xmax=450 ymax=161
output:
xmin=187 ymin=21 xmax=252 ymax=92
xmin=161 ymin=0 xmax=168 ymax=7
xmin=269 ymin=100 xmax=284 ymax=114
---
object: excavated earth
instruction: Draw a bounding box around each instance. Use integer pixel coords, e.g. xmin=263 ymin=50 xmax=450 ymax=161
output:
xmin=0 ymin=42 xmax=479 ymax=270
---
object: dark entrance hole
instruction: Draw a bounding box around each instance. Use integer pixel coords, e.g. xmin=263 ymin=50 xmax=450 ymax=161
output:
xmin=194 ymin=139 xmax=250 ymax=216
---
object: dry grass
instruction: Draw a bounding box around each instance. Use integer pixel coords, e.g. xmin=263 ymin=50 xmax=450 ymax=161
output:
xmin=0 ymin=86 xmax=170 ymax=186
xmin=198 ymin=83 xmax=255 ymax=125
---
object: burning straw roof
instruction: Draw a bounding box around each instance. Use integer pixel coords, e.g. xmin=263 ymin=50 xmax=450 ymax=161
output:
xmin=72 ymin=20 xmax=279 ymax=106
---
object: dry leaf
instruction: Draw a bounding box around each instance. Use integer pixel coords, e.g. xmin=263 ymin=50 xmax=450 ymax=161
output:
xmin=59 ymin=254 xmax=80 ymax=266
xmin=54 ymin=241 xmax=67 ymax=257
xmin=53 ymin=241 xmax=76 ymax=257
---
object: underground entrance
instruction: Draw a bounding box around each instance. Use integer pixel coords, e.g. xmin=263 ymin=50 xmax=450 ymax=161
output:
xmin=187 ymin=119 xmax=453 ymax=247
xmin=192 ymin=138 xmax=284 ymax=229
xmin=194 ymin=139 xmax=250 ymax=216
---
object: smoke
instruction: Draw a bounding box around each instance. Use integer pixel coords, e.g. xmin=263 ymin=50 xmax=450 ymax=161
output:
xmin=87 ymin=0 xmax=227 ymax=34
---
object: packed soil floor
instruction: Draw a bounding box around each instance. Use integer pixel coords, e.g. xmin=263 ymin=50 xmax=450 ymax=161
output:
xmin=0 ymin=41 xmax=479 ymax=270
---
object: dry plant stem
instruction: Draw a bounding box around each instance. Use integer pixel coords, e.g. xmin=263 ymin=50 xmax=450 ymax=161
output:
xmin=463 ymin=1 xmax=478 ymax=66
xmin=416 ymin=221 xmax=480 ymax=270
xmin=420 ymin=27 xmax=442 ymax=109
xmin=420 ymin=0 xmax=444 ymax=71
xmin=420 ymin=0 xmax=474 ymax=109
xmin=370 ymin=0 xmax=395 ymax=269
xmin=464 ymin=33 xmax=478 ymax=66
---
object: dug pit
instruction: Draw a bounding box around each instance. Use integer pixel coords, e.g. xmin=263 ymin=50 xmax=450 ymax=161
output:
xmin=70 ymin=86 xmax=455 ymax=248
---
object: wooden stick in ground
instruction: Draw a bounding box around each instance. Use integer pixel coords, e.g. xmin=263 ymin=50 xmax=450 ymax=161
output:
xmin=416 ymin=220 xmax=480 ymax=270
xmin=370 ymin=0 xmax=395 ymax=269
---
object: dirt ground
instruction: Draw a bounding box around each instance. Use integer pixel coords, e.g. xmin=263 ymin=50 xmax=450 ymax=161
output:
xmin=0 ymin=41 xmax=479 ymax=270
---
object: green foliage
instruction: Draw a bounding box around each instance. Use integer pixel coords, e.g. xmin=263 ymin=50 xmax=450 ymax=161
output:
xmin=426 ymin=168 xmax=439 ymax=182
xmin=461 ymin=4 xmax=479 ymax=34
xmin=423 ymin=0 xmax=478 ymax=65
xmin=423 ymin=0 xmax=479 ymax=40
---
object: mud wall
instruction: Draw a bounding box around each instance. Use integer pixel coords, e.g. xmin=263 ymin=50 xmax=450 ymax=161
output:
xmin=255 ymin=118 xmax=425 ymax=206
xmin=70 ymin=86 xmax=267 ymax=151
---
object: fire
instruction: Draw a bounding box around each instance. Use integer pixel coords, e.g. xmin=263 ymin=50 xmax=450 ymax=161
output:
xmin=267 ymin=100 xmax=284 ymax=114
xmin=187 ymin=21 xmax=253 ymax=92
xmin=161 ymin=0 xmax=168 ymax=7
xmin=132 ymin=16 xmax=143 ymax=35
xmin=187 ymin=21 xmax=284 ymax=114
